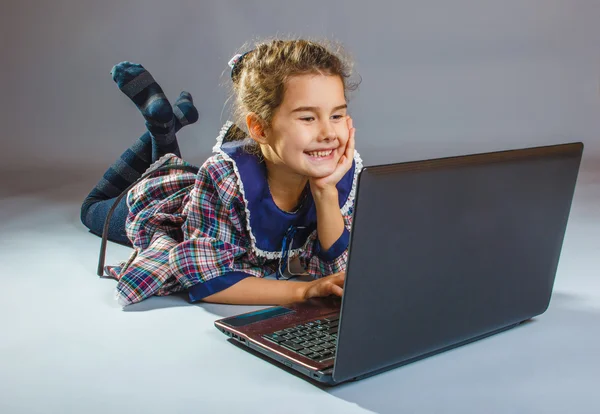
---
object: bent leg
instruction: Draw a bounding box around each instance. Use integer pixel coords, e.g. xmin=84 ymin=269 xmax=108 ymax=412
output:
xmin=81 ymin=196 xmax=130 ymax=246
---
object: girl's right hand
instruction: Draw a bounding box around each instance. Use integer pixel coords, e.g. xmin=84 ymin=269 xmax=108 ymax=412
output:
xmin=301 ymin=272 xmax=345 ymax=300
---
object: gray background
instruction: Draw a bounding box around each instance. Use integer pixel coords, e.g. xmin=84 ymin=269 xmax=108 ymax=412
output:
xmin=1 ymin=0 xmax=599 ymax=174
xmin=1 ymin=1 xmax=599 ymax=413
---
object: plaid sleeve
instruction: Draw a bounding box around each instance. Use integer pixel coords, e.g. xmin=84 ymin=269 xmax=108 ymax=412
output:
xmin=168 ymin=156 xmax=264 ymax=301
xmin=300 ymin=206 xmax=354 ymax=278
xmin=114 ymin=233 xmax=182 ymax=306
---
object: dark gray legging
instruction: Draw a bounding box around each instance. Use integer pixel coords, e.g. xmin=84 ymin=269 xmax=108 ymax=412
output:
xmin=80 ymin=129 xmax=183 ymax=246
xmin=81 ymin=196 xmax=130 ymax=246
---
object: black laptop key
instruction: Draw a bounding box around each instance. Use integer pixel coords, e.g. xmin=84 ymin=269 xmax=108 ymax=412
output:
xmin=261 ymin=322 xmax=340 ymax=362
xmin=264 ymin=333 xmax=286 ymax=343
xmin=323 ymin=316 xmax=339 ymax=323
xmin=281 ymin=341 xmax=304 ymax=351
xmin=319 ymin=351 xmax=334 ymax=360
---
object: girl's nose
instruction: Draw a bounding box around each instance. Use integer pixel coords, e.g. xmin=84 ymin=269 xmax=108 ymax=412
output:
xmin=319 ymin=120 xmax=337 ymax=142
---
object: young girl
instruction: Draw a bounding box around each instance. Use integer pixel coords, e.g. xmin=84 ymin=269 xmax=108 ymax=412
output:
xmin=81 ymin=39 xmax=362 ymax=307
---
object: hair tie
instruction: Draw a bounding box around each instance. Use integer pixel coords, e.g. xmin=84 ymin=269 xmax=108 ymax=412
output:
xmin=227 ymin=54 xmax=244 ymax=69
xmin=228 ymin=51 xmax=252 ymax=81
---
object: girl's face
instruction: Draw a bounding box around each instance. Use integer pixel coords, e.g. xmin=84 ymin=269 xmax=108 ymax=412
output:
xmin=262 ymin=74 xmax=349 ymax=179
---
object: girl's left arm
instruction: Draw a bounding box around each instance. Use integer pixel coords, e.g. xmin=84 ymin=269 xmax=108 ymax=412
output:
xmin=309 ymin=116 xmax=355 ymax=252
xmin=312 ymin=187 xmax=345 ymax=251
xmin=302 ymin=202 xmax=352 ymax=277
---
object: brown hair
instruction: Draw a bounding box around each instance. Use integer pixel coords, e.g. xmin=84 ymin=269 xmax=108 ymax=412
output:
xmin=227 ymin=38 xmax=359 ymax=142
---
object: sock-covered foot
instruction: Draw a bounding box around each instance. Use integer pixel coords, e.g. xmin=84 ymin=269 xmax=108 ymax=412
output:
xmin=110 ymin=61 xmax=175 ymax=144
xmin=173 ymin=91 xmax=199 ymax=131
xmin=83 ymin=87 xmax=199 ymax=202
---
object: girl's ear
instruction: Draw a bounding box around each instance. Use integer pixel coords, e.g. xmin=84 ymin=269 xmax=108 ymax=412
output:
xmin=246 ymin=113 xmax=268 ymax=145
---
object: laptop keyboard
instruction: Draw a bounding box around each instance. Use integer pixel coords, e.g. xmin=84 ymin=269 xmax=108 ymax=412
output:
xmin=261 ymin=316 xmax=339 ymax=362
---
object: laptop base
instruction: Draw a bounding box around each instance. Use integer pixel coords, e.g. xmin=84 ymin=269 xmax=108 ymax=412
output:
xmin=221 ymin=318 xmax=527 ymax=386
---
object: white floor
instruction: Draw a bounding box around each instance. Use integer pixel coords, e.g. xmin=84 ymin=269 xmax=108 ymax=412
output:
xmin=0 ymin=166 xmax=599 ymax=414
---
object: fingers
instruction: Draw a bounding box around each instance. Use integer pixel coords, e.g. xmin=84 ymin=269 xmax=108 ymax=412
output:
xmin=326 ymin=273 xmax=346 ymax=295
xmin=327 ymin=273 xmax=345 ymax=296
xmin=335 ymin=119 xmax=354 ymax=171
xmin=347 ymin=116 xmax=355 ymax=141
xmin=319 ymin=279 xmax=343 ymax=297
xmin=345 ymin=117 xmax=355 ymax=163
xmin=305 ymin=272 xmax=346 ymax=300
xmin=329 ymin=271 xmax=346 ymax=284
xmin=329 ymin=284 xmax=344 ymax=297
xmin=348 ymin=126 xmax=355 ymax=154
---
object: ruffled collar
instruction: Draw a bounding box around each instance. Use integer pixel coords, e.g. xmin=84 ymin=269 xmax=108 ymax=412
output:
xmin=213 ymin=121 xmax=362 ymax=260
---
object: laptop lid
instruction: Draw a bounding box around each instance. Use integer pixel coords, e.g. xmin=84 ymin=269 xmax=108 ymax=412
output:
xmin=332 ymin=142 xmax=583 ymax=383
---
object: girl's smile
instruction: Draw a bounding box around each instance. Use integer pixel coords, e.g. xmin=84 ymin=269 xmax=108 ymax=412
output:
xmin=257 ymin=73 xmax=349 ymax=180
xmin=305 ymin=147 xmax=337 ymax=161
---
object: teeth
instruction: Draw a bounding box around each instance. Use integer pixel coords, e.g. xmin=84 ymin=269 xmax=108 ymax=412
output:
xmin=307 ymin=150 xmax=332 ymax=157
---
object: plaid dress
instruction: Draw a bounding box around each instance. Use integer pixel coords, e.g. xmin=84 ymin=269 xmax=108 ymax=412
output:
xmin=106 ymin=122 xmax=363 ymax=306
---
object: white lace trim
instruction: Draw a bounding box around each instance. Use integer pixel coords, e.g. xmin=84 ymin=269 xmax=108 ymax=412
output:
xmin=212 ymin=121 xmax=362 ymax=260
xmin=144 ymin=153 xmax=178 ymax=174
xmin=212 ymin=121 xmax=234 ymax=153
xmin=214 ymin=125 xmax=288 ymax=259
xmin=341 ymin=149 xmax=363 ymax=216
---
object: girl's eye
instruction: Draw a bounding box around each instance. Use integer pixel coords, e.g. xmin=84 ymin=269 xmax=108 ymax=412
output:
xmin=331 ymin=114 xmax=345 ymax=120
xmin=300 ymin=117 xmax=315 ymax=122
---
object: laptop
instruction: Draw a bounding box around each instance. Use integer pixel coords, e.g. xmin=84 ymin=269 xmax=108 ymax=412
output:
xmin=214 ymin=142 xmax=583 ymax=385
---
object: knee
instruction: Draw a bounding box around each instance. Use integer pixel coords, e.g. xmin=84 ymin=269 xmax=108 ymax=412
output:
xmin=80 ymin=197 xmax=96 ymax=228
